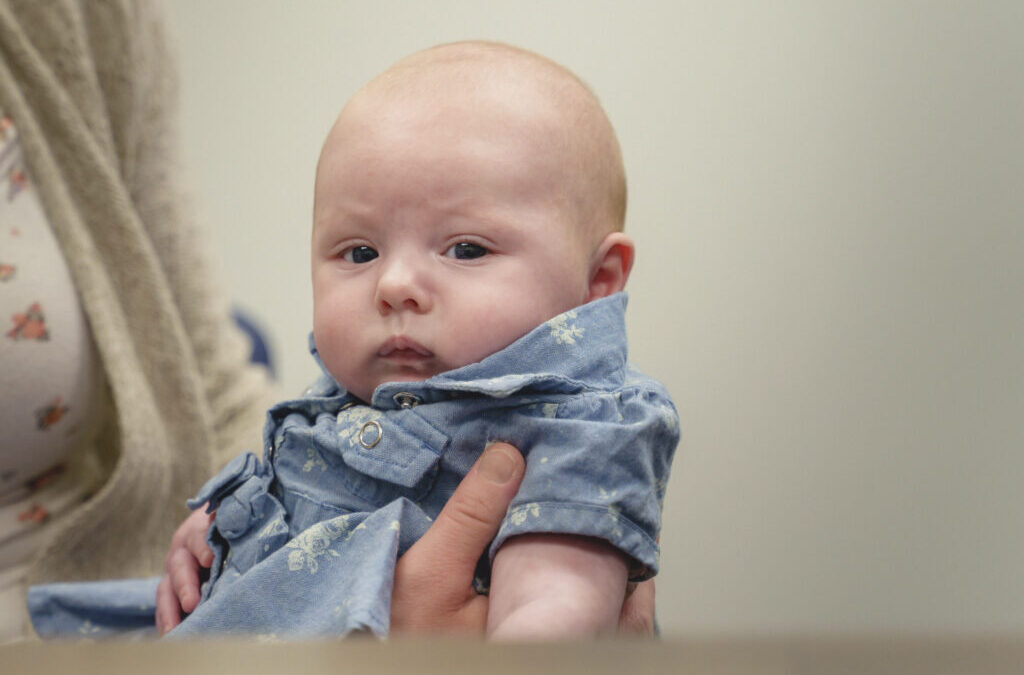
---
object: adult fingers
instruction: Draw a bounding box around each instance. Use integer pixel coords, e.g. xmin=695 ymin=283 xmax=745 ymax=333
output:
xmin=618 ymin=578 xmax=656 ymax=635
xmin=390 ymin=443 xmax=524 ymax=634
xmin=418 ymin=442 xmax=525 ymax=576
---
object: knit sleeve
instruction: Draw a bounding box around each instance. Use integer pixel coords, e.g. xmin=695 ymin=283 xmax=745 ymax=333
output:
xmin=118 ymin=1 xmax=277 ymax=467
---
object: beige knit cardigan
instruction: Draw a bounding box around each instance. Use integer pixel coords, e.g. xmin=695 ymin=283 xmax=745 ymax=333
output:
xmin=0 ymin=0 xmax=276 ymax=595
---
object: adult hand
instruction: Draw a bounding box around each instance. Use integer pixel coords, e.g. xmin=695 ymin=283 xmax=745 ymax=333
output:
xmin=389 ymin=442 xmax=656 ymax=636
xmin=618 ymin=579 xmax=656 ymax=634
xmin=390 ymin=442 xmax=526 ymax=634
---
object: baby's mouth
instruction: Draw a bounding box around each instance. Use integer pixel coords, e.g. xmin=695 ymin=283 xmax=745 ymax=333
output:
xmin=378 ymin=336 xmax=433 ymax=360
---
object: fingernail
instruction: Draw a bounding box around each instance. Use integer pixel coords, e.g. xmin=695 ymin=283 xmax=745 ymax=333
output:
xmin=478 ymin=444 xmax=516 ymax=484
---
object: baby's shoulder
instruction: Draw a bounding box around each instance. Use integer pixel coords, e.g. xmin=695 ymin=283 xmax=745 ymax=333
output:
xmin=504 ymin=365 xmax=676 ymax=433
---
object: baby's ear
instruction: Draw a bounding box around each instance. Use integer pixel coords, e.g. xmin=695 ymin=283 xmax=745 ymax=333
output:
xmin=586 ymin=232 xmax=635 ymax=302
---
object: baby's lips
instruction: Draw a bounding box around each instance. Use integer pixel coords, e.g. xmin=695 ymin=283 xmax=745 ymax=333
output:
xmin=378 ymin=335 xmax=433 ymax=357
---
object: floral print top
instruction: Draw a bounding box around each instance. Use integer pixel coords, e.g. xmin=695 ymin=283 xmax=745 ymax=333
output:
xmin=0 ymin=109 xmax=98 ymax=587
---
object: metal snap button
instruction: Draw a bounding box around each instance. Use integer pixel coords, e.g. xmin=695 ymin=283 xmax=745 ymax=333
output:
xmin=359 ymin=420 xmax=383 ymax=449
xmin=335 ymin=402 xmax=357 ymax=423
xmin=393 ymin=392 xmax=421 ymax=409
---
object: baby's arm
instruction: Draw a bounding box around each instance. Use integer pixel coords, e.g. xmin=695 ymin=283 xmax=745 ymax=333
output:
xmin=487 ymin=533 xmax=629 ymax=640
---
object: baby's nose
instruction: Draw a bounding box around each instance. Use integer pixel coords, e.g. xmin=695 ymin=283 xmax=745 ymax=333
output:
xmin=375 ymin=261 xmax=431 ymax=314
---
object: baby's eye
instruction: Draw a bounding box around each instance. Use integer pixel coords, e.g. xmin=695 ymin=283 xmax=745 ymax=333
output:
xmin=444 ymin=242 xmax=489 ymax=260
xmin=343 ymin=245 xmax=379 ymax=264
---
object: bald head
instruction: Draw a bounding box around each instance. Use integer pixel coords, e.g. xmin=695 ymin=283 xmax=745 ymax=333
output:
xmin=317 ymin=41 xmax=626 ymax=242
xmin=311 ymin=43 xmax=636 ymax=395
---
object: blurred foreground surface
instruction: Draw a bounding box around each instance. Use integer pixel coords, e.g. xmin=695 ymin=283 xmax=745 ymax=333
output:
xmin=6 ymin=636 xmax=1024 ymax=675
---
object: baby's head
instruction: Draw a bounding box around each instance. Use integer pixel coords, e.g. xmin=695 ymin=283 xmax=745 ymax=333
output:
xmin=312 ymin=41 xmax=634 ymax=402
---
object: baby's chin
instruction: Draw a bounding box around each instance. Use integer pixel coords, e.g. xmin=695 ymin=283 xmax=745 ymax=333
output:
xmin=349 ymin=371 xmax=439 ymax=405
xmin=344 ymin=354 xmax=481 ymax=403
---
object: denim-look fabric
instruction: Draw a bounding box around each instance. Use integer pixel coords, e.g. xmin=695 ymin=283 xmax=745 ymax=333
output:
xmin=26 ymin=578 xmax=161 ymax=639
xmin=27 ymin=293 xmax=678 ymax=640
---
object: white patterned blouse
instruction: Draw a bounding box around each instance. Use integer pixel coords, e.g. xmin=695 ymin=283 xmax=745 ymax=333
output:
xmin=0 ymin=109 xmax=100 ymax=641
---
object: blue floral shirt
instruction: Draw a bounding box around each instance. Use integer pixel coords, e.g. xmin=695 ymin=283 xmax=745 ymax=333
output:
xmin=28 ymin=293 xmax=678 ymax=640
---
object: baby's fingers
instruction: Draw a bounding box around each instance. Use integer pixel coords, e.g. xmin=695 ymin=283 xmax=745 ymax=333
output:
xmin=185 ymin=510 xmax=215 ymax=567
xmin=155 ymin=575 xmax=182 ymax=635
xmin=167 ymin=546 xmax=203 ymax=614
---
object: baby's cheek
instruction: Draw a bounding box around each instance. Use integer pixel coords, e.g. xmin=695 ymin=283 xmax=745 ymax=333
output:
xmin=459 ymin=308 xmax=542 ymax=364
xmin=312 ymin=315 xmax=352 ymax=375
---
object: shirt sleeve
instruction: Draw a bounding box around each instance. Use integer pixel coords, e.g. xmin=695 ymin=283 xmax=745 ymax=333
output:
xmin=488 ymin=382 xmax=679 ymax=581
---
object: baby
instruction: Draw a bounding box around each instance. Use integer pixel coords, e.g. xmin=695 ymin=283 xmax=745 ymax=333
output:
xmin=174 ymin=41 xmax=676 ymax=639
xmin=30 ymin=41 xmax=678 ymax=640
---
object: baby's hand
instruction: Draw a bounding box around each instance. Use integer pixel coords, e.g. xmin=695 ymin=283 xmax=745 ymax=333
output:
xmin=155 ymin=507 xmax=215 ymax=635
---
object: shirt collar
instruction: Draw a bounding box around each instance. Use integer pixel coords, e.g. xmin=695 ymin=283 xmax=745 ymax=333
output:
xmin=304 ymin=292 xmax=629 ymax=409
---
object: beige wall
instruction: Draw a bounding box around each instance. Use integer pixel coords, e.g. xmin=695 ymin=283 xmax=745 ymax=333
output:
xmin=165 ymin=1 xmax=1024 ymax=635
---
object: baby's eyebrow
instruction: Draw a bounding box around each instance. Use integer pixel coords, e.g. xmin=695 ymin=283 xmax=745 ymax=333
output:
xmin=313 ymin=204 xmax=380 ymax=237
xmin=439 ymin=213 xmax=527 ymax=242
xmin=441 ymin=199 xmax=538 ymax=228
xmin=312 ymin=216 xmax=367 ymax=250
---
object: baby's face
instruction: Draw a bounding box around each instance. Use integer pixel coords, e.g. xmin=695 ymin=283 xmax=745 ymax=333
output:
xmin=311 ymin=76 xmax=594 ymax=402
